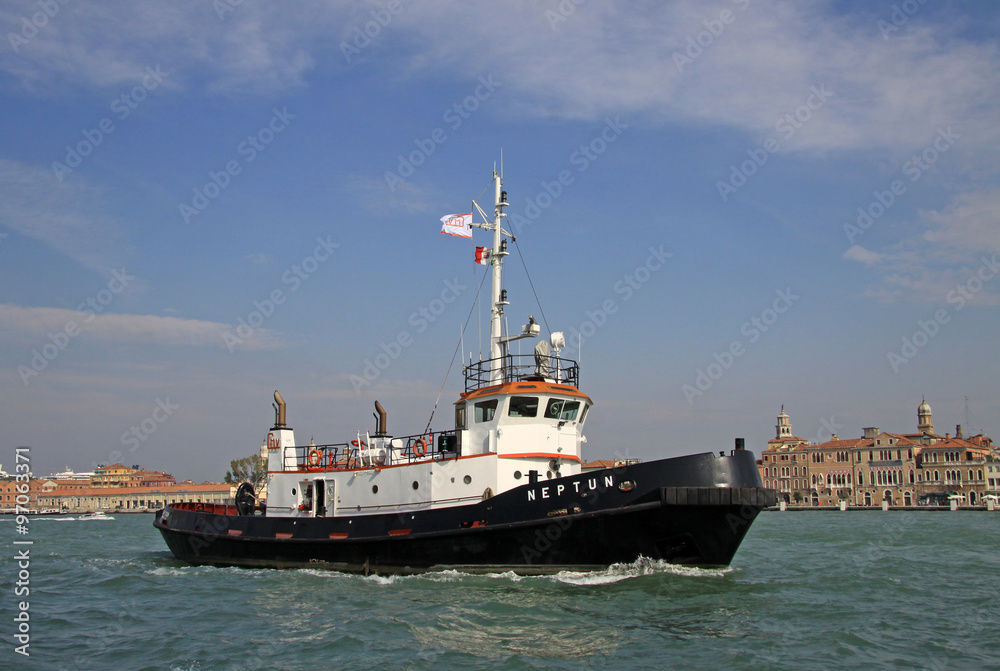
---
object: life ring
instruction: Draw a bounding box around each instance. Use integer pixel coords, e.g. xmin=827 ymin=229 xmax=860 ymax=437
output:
xmin=351 ymin=439 xmax=366 ymax=448
xmin=413 ymin=438 xmax=427 ymax=457
xmin=308 ymin=449 xmax=322 ymax=467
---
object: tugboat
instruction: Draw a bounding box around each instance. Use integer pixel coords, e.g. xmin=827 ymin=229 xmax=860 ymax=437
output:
xmin=155 ymin=165 xmax=775 ymax=575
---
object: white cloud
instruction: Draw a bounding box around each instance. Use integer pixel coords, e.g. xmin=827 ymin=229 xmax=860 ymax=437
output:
xmin=347 ymin=174 xmax=437 ymax=214
xmin=384 ymin=1 xmax=1000 ymax=154
xmin=0 ymin=159 xmax=132 ymax=275
xmin=244 ymin=253 xmax=271 ymax=265
xmin=0 ymin=303 xmax=281 ymax=350
xmin=844 ymin=245 xmax=884 ymax=267
xmin=0 ymin=1 xmax=325 ymax=95
xmin=3 ymin=1 xmax=999 ymax=157
xmin=848 ymin=189 xmax=1000 ymax=305
xmin=922 ymin=189 xmax=1000 ymax=257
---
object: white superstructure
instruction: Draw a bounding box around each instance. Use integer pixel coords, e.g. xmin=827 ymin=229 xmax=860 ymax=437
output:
xmin=263 ymin=169 xmax=591 ymax=519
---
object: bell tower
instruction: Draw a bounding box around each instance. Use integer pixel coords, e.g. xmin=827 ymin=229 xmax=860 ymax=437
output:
xmin=918 ymin=397 xmax=933 ymax=434
xmin=776 ymin=405 xmax=792 ymax=440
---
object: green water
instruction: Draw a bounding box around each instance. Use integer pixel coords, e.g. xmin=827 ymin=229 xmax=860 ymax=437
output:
xmin=1 ymin=511 xmax=997 ymax=670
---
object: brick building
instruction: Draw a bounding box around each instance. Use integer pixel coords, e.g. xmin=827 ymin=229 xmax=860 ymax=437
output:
xmin=91 ymin=464 xmax=176 ymax=488
xmin=758 ymin=400 xmax=998 ymax=507
xmin=39 ymin=481 xmax=233 ymax=512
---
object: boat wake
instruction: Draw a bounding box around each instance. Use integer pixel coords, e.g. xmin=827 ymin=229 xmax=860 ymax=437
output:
xmin=546 ymin=557 xmax=734 ymax=585
xmin=349 ymin=557 xmax=733 ymax=586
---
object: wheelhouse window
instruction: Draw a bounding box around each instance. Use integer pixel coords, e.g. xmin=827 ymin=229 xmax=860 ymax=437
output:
xmin=560 ymin=401 xmax=581 ymax=420
xmin=475 ymin=399 xmax=498 ymax=423
xmin=455 ymin=404 xmax=467 ymax=430
xmin=544 ymin=398 xmax=564 ymax=419
xmin=508 ymin=396 xmax=539 ymax=418
xmin=579 ymin=404 xmax=590 ymax=424
xmin=543 ymin=398 xmax=581 ymax=421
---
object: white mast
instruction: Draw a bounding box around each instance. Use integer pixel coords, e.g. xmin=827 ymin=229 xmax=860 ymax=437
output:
xmin=490 ymin=169 xmax=507 ymax=383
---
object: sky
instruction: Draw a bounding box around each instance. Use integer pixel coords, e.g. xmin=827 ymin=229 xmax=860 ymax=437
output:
xmin=1 ymin=0 xmax=998 ymax=482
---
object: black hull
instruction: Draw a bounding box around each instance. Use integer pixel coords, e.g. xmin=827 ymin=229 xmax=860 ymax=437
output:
xmin=155 ymin=451 xmax=775 ymax=574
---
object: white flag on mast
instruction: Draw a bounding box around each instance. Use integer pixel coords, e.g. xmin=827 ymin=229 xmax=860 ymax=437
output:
xmin=440 ymin=213 xmax=473 ymax=238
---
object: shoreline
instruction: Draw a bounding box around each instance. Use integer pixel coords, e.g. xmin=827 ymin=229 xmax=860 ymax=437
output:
xmin=764 ymin=505 xmax=997 ymax=512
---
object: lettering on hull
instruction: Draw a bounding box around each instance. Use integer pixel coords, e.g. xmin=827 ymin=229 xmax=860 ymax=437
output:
xmin=527 ymin=474 xmax=614 ymax=501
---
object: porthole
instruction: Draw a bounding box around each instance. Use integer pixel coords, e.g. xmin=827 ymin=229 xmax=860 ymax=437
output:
xmin=463 ymin=475 xmax=472 ymax=485
xmin=514 ymin=471 xmax=522 ymax=480
xmin=412 ymin=481 xmax=419 ymax=490
xmin=372 ymin=485 xmax=378 ymax=494
xmin=291 ymin=488 xmax=296 ymax=496
xmin=546 ymin=470 xmax=553 ymax=479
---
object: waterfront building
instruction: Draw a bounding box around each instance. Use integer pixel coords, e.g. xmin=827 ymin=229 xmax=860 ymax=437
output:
xmin=39 ymin=481 xmax=233 ymax=512
xmin=581 ymin=458 xmax=641 ymax=471
xmin=91 ymin=463 xmax=175 ymax=488
xmin=0 ymin=478 xmax=48 ymax=512
xmin=758 ymin=400 xmax=998 ymax=507
xmin=915 ymin=435 xmax=993 ymax=505
xmin=987 ymin=460 xmax=1000 ymax=495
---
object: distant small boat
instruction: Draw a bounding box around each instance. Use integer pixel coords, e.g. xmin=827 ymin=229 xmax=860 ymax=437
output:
xmin=78 ymin=511 xmax=114 ymax=520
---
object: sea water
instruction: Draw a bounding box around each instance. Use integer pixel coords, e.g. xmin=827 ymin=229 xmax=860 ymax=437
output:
xmin=1 ymin=511 xmax=997 ymax=670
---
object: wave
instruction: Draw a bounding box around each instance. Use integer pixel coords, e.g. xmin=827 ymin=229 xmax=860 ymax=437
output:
xmin=353 ymin=557 xmax=732 ymax=586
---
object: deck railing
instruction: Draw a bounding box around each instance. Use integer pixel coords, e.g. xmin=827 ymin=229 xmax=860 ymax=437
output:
xmin=281 ymin=430 xmax=459 ymax=472
xmin=463 ymin=354 xmax=579 ymax=392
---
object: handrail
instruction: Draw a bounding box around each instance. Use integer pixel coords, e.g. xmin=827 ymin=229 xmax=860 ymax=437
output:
xmin=280 ymin=430 xmax=459 ymax=472
xmin=463 ymin=354 xmax=579 ymax=392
